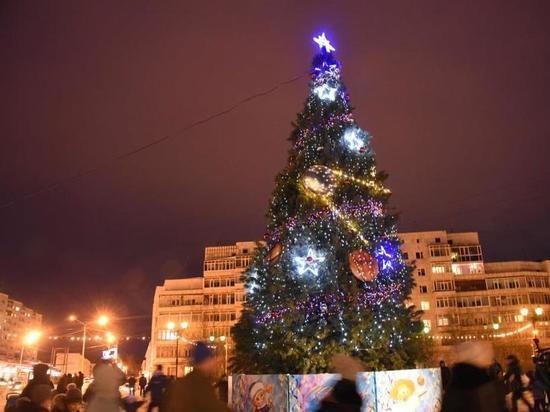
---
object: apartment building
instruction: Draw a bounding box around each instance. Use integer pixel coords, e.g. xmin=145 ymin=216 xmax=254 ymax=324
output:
xmin=146 ymin=233 xmax=549 ymax=372
xmin=402 ymin=231 xmax=550 ymax=363
xmin=146 ymin=242 xmax=254 ymax=376
xmin=0 ymin=292 xmax=43 ymax=363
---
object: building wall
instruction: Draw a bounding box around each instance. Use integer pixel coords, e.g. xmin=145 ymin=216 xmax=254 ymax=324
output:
xmin=54 ymin=352 xmax=92 ymax=376
xmin=146 ymin=234 xmax=550 ymax=373
xmin=402 ymin=231 xmax=550 ymax=366
xmin=0 ymin=292 xmax=42 ymax=363
xmin=147 ymin=242 xmax=255 ymax=377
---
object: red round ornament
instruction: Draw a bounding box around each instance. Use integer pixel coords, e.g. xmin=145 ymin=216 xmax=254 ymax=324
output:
xmin=348 ymin=250 xmax=378 ymax=282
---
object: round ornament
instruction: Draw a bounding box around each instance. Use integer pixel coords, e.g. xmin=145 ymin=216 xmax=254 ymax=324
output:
xmin=267 ymin=243 xmax=283 ymax=263
xmin=302 ymin=165 xmax=338 ymax=196
xmin=348 ymin=250 xmax=378 ymax=282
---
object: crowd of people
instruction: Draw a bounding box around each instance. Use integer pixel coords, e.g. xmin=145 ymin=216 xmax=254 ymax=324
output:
xmin=6 ymin=340 xmax=550 ymax=412
xmin=441 ymin=341 xmax=550 ymax=412
xmin=5 ymin=341 xmax=229 ymax=412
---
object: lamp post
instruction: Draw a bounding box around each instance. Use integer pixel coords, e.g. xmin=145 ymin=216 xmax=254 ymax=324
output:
xmin=209 ymin=335 xmax=229 ymax=376
xmin=69 ymin=314 xmax=109 ymax=374
xmin=167 ymin=321 xmax=189 ymax=378
xmin=519 ymin=307 xmax=544 ymax=353
xmin=20 ymin=330 xmax=42 ymax=369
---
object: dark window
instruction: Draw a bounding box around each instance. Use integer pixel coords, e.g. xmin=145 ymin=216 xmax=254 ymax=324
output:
xmin=435 ymin=237 xmax=441 ymax=243
xmin=402 ymin=252 xmax=409 ymax=260
xmin=416 ymin=252 xmax=424 ymax=259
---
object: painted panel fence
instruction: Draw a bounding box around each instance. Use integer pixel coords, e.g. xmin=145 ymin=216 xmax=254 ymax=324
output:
xmin=231 ymin=368 xmax=441 ymax=412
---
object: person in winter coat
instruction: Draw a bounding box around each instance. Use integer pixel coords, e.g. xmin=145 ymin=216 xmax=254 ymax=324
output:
xmin=442 ymin=341 xmax=506 ymax=412
xmin=65 ymin=387 xmax=83 ymax=412
xmin=163 ymin=342 xmax=230 ymax=412
xmin=317 ymin=354 xmax=363 ymax=412
xmin=17 ymin=384 xmax=52 ymax=412
xmin=138 ymin=374 xmax=147 ymax=397
xmin=527 ymin=370 xmax=547 ymax=412
xmin=504 ymin=355 xmax=534 ymax=412
xmin=51 ymin=393 xmax=67 ymax=412
xmin=20 ymin=364 xmax=54 ymax=399
xmin=145 ymin=365 xmax=168 ymax=411
xmin=85 ymin=360 xmax=126 ymax=412
xmin=127 ymin=375 xmax=137 ymax=395
xmin=440 ymin=360 xmax=452 ymax=391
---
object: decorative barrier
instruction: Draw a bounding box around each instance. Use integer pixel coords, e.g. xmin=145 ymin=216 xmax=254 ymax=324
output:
xmin=230 ymin=368 xmax=442 ymax=412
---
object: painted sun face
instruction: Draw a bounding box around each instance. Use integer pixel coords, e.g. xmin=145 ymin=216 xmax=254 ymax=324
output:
xmin=390 ymin=379 xmax=416 ymax=401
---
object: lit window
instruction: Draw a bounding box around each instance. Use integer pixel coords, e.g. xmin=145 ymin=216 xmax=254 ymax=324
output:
xmin=422 ymin=320 xmax=431 ymax=333
xmin=432 ymin=265 xmax=446 ymax=274
xmin=420 ymin=301 xmax=430 ymax=310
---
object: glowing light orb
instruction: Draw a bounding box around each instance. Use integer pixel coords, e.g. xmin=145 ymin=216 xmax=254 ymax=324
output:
xmin=302 ymin=165 xmax=338 ymax=196
xmin=341 ymin=127 xmax=368 ymax=154
xmin=292 ymin=247 xmax=326 ymax=277
xmin=313 ymin=32 xmax=336 ymax=53
xmin=313 ymin=84 xmax=338 ymax=101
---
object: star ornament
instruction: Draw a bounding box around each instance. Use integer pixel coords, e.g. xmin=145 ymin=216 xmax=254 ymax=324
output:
xmin=314 ymin=84 xmax=338 ymax=101
xmin=313 ymin=32 xmax=336 ymax=53
xmin=341 ymin=127 xmax=367 ymax=153
xmin=293 ymin=247 xmax=326 ymax=277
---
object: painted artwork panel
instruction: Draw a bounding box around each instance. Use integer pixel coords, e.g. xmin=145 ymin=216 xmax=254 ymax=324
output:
xmin=374 ymin=368 xmax=442 ymax=412
xmin=288 ymin=373 xmax=340 ymax=412
xmin=356 ymin=372 xmax=376 ymax=412
xmin=232 ymin=374 xmax=289 ymax=412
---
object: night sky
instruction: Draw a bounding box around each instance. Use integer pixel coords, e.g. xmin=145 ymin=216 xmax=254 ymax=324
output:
xmin=1 ymin=1 xmax=549 ymax=357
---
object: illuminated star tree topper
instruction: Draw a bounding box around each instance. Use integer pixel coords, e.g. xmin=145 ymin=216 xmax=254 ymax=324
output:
xmin=313 ymin=32 xmax=336 ymax=53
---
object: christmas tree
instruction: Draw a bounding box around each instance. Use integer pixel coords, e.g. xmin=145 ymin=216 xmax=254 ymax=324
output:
xmin=232 ymin=33 xmax=426 ymax=374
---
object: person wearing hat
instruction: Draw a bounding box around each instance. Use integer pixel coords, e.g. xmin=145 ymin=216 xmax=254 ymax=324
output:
xmin=18 ymin=384 xmax=53 ymax=412
xmin=65 ymin=387 xmax=83 ymax=412
xmin=249 ymin=381 xmax=273 ymax=412
xmin=442 ymin=341 xmax=506 ymax=412
xmin=164 ymin=341 xmax=230 ymax=412
xmin=51 ymin=393 xmax=68 ymax=412
xmin=20 ymin=363 xmax=54 ymax=399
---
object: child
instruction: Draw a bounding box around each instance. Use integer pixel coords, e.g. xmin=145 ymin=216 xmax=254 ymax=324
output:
xmin=249 ymin=381 xmax=272 ymax=412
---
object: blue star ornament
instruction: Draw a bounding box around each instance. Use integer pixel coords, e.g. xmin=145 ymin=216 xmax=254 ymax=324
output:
xmin=313 ymin=32 xmax=336 ymax=53
xmin=293 ymin=247 xmax=326 ymax=277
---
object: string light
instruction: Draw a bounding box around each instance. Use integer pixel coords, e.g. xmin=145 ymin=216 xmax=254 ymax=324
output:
xmin=234 ymin=33 xmax=419 ymax=373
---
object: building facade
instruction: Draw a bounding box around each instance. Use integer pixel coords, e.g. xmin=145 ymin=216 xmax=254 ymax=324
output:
xmin=0 ymin=292 xmax=43 ymax=363
xmin=146 ymin=242 xmax=254 ymax=376
xmin=146 ymin=233 xmax=550 ymax=373
xmin=401 ymin=230 xmax=550 ymax=364
xmin=53 ymin=352 xmax=92 ymax=376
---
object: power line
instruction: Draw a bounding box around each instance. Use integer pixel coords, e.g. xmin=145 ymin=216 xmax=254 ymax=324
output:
xmin=0 ymin=72 xmax=308 ymax=210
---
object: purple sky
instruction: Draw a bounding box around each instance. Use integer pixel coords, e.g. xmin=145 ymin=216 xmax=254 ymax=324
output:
xmin=1 ymin=1 xmax=549 ymax=346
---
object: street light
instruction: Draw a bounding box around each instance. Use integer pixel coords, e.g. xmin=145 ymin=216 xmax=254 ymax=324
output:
xmin=20 ymin=330 xmax=42 ymax=368
xmin=209 ymin=335 xmax=229 ymax=376
xmin=69 ymin=314 xmax=110 ymax=373
xmin=167 ymin=321 xmax=189 ymax=378
xmin=520 ymin=307 xmax=529 ymax=317
xmin=535 ymin=307 xmax=544 ymax=316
